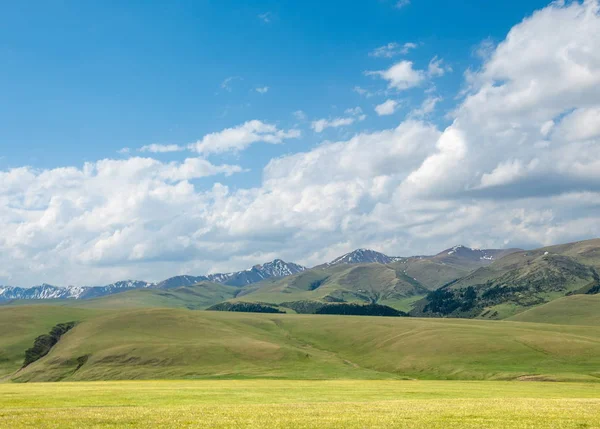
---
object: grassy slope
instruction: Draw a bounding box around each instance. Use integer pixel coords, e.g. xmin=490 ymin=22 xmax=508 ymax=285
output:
xmin=507 ymin=294 xmax=600 ymax=326
xmin=0 ymin=306 xmax=99 ymax=379
xmin=234 ymin=264 xmax=431 ymax=309
xmin=390 ymin=259 xmax=471 ymax=290
xmin=8 ymin=306 xmax=600 ymax=382
xmin=69 ymin=282 xmax=240 ymax=310
xmin=1 ymin=380 xmax=599 ymax=428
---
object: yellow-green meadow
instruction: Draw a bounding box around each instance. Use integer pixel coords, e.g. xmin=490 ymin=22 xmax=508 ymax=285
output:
xmin=1 ymin=380 xmax=599 ymax=428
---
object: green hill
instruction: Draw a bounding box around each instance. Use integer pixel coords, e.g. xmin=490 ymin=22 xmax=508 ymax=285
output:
xmin=5 ymin=305 xmax=600 ymax=383
xmin=413 ymin=239 xmax=600 ymax=319
xmin=69 ymin=282 xmax=240 ymax=310
xmin=232 ymin=264 xmax=430 ymax=311
xmin=507 ymin=294 xmax=600 ymax=326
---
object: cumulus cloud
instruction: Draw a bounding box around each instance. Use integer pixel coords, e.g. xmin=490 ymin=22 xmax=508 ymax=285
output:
xmin=256 ymin=86 xmax=269 ymax=94
xmin=368 ymin=57 xmax=449 ymax=91
xmin=367 ymin=60 xmax=426 ymax=90
xmin=4 ymin=0 xmax=600 ymax=286
xmin=0 ymin=157 xmax=243 ymax=285
xmin=189 ymin=120 xmax=301 ymax=155
xmin=375 ymin=99 xmax=400 ymax=116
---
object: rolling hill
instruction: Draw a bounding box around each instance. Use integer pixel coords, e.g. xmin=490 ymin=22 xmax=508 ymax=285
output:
xmin=507 ymin=294 xmax=600 ymax=326
xmin=5 ymin=305 xmax=600 ymax=383
xmin=232 ymin=264 xmax=430 ymax=311
xmin=70 ymin=282 xmax=241 ymax=310
xmin=412 ymin=239 xmax=600 ymax=319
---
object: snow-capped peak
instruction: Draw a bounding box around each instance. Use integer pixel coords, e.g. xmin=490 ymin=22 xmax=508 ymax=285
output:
xmin=327 ymin=249 xmax=401 ymax=266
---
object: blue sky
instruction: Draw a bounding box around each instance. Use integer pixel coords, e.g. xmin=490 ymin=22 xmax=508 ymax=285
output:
xmin=1 ymin=0 xmax=600 ymax=286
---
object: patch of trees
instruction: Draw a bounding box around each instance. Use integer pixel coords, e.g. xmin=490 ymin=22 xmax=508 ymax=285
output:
xmin=586 ymin=269 xmax=600 ymax=295
xmin=314 ymin=303 xmax=408 ymax=317
xmin=23 ymin=322 xmax=77 ymax=367
xmin=587 ymin=283 xmax=600 ymax=295
xmin=280 ymin=300 xmax=325 ymax=314
xmin=280 ymin=300 xmax=407 ymax=316
xmin=423 ymin=287 xmax=477 ymax=315
xmin=308 ymin=277 xmax=328 ymax=291
xmin=207 ymin=302 xmax=284 ymax=313
xmin=481 ymin=284 xmax=526 ymax=300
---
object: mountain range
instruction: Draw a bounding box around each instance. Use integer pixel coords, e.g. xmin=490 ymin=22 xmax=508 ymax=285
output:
xmin=0 ymin=260 xmax=306 ymax=302
xmin=0 ymin=246 xmax=512 ymax=302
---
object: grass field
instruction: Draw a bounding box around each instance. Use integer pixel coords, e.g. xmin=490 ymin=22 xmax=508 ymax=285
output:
xmin=0 ymin=380 xmax=598 ymax=428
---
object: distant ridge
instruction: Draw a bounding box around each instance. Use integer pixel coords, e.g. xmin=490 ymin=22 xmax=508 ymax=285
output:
xmin=0 ymin=260 xmax=306 ymax=301
xmin=0 ymin=244 xmax=520 ymax=302
xmin=0 ymin=281 xmax=152 ymax=301
xmin=155 ymin=259 xmax=307 ymax=289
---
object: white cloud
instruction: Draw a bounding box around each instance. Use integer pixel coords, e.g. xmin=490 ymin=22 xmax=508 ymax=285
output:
xmin=353 ymin=86 xmax=383 ymax=98
xmin=375 ymin=99 xmax=399 ymax=116
xmin=189 ymin=120 xmax=301 ymax=155
xmin=427 ymin=56 xmax=451 ymax=77
xmin=118 ymin=148 xmax=130 ymax=155
xmin=311 ymin=117 xmax=355 ymax=133
xmin=367 ymin=61 xmax=426 ymax=90
xmin=311 ymin=108 xmax=366 ymax=133
xmin=159 ymin=158 xmax=244 ymax=181
xmin=555 ymin=107 xmax=600 ymax=141
xmin=344 ymin=106 xmax=363 ymax=116
xmin=256 ymin=86 xmax=269 ymax=94
xmin=478 ymin=159 xmax=538 ymax=188
xmin=370 ymin=42 xmax=417 ymax=58
xmin=473 ymin=38 xmax=496 ymax=60
xmin=0 ymin=156 xmax=243 ymax=285
xmin=139 ymin=144 xmax=185 ymax=153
